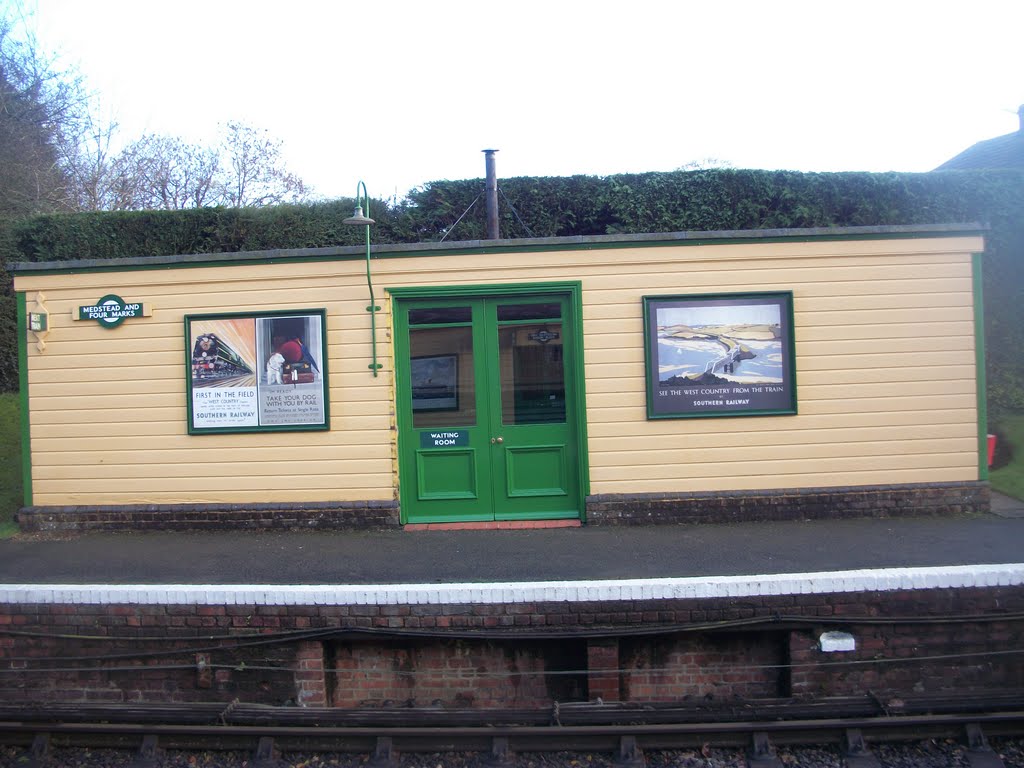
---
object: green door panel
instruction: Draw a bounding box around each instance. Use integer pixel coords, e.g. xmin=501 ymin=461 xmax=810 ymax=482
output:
xmin=415 ymin=449 xmax=479 ymax=500
xmin=504 ymin=445 xmax=568 ymax=498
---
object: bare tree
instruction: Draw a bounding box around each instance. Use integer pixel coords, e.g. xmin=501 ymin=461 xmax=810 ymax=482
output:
xmin=103 ymin=123 xmax=309 ymax=211
xmin=69 ymin=122 xmax=310 ymax=212
xmin=59 ymin=108 xmax=143 ymax=211
xmin=0 ymin=13 xmax=88 ymax=217
xmin=116 ymin=135 xmax=219 ymax=210
xmin=214 ymin=121 xmax=308 ymax=208
xmin=1 ymin=5 xmax=310 ymax=215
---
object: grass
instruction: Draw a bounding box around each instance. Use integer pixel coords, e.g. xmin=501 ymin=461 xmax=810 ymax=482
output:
xmin=991 ymin=412 xmax=1024 ymax=501
xmin=0 ymin=392 xmax=22 ymax=538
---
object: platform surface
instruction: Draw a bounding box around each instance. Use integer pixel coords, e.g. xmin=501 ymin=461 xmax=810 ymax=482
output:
xmin=1 ymin=494 xmax=1022 ymax=589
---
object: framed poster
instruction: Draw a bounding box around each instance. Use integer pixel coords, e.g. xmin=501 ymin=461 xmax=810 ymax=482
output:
xmin=643 ymin=292 xmax=797 ymax=419
xmin=185 ymin=309 xmax=329 ymax=433
xmin=410 ymin=354 xmax=459 ymax=411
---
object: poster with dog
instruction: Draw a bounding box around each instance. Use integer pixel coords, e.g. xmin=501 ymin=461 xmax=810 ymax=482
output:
xmin=186 ymin=310 xmax=328 ymax=433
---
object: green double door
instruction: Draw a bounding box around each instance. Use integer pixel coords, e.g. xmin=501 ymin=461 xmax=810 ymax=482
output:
xmin=394 ymin=292 xmax=583 ymax=524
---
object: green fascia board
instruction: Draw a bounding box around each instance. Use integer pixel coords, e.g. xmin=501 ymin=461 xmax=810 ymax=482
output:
xmin=387 ymin=281 xmax=584 ymax=299
xmin=973 ymin=252 xmax=989 ymax=481
xmin=10 ymin=223 xmax=986 ymax=276
xmin=17 ymin=292 xmax=32 ymax=506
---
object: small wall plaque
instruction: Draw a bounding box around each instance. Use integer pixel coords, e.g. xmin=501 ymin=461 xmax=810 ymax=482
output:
xmin=28 ymin=312 xmax=47 ymax=332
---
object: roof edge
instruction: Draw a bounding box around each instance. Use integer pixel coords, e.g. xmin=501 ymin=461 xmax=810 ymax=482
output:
xmin=11 ymin=223 xmax=986 ymax=275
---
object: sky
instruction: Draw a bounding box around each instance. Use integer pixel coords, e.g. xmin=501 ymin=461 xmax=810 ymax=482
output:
xmin=17 ymin=0 xmax=1024 ymax=202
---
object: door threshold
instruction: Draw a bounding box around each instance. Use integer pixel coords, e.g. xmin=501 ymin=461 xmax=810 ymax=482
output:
xmin=404 ymin=519 xmax=582 ymax=531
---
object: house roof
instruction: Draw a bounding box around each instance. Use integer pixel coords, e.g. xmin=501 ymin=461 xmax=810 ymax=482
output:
xmin=936 ymin=106 xmax=1024 ymax=170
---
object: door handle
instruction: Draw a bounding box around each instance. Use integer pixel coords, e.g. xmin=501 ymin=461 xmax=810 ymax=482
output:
xmin=491 ymin=436 xmax=504 ymax=444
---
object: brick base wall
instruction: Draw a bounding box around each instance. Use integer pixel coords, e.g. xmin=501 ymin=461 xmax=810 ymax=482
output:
xmin=586 ymin=482 xmax=990 ymax=525
xmin=16 ymin=482 xmax=990 ymax=532
xmin=16 ymin=500 xmax=400 ymax=533
xmin=1 ymin=585 xmax=1021 ymax=709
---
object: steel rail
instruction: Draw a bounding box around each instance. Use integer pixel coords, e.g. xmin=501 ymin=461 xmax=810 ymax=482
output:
xmin=3 ymin=710 xmax=1024 ymax=748
xmin=5 ymin=691 xmax=1024 ymax=726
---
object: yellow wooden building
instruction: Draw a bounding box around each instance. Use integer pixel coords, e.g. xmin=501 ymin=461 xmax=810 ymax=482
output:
xmin=12 ymin=224 xmax=990 ymax=530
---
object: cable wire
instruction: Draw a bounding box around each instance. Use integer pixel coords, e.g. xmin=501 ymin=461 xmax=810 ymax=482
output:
xmin=438 ymin=192 xmax=481 ymax=242
xmin=2 ymin=612 xmax=1023 ymax=672
xmin=4 ymin=610 xmax=1023 ymax=647
xmin=3 ymin=646 xmax=1024 ymax=677
xmin=497 ymin=186 xmax=535 ymax=238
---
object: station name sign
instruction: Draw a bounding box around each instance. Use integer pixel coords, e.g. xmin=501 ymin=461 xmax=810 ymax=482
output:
xmin=77 ymin=294 xmax=146 ymax=328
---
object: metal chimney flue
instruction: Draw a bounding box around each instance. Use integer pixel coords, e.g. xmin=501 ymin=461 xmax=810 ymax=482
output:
xmin=483 ymin=149 xmax=499 ymax=239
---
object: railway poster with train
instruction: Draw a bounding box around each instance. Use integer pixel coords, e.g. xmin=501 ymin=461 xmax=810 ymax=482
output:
xmin=185 ymin=309 xmax=329 ymax=433
xmin=642 ymin=292 xmax=797 ymax=419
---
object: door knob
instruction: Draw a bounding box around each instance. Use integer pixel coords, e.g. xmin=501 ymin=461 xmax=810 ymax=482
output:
xmin=491 ymin=436 xmax=504 ymax=444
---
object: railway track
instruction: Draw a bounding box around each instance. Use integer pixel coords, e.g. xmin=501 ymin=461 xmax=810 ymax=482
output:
xmin=2 ymin=696 xmax=1023 ymax=767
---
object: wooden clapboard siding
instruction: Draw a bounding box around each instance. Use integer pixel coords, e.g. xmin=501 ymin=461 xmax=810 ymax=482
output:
xmin=592 ymin=468 xmax=977 ymax=494
xmin=585 ymin=408 xmax=976 ymax=435
xmin=36 ymin=440 xmax=389 ymax=460
xmin=594 ymin=445 xmax=978 ymax=474
xmin=20 ymin=256 xmax=395 ymax=506
xmin=28 ymin=415 xmax=384 ymax=438
xmin=575 ymin=237 xmax=981 ymax=495
xmin=593 ymin=422 xmax=976 ymax=451
xmin=15 ymin=232 xmax=984 ymax=505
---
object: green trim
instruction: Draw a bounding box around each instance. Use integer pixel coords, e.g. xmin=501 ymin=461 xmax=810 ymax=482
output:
xmin=17 ymin=292 xmax=32 ymax=506
xmin=569 ymin=283 xmax=591 ymax=505
xmin=185 ymin=308 xmax=330 ymax=435
xmin=11 ymin=224 xmax=985 ymax=277
xmin=973 ymin=252 xmax=989 ymax=481
xmin=388 ymin=281 xmax=585 ymax=300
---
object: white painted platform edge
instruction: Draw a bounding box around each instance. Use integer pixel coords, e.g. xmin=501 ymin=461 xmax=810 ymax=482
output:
xmin=1 ymin=564 xmax=1023 ymax=606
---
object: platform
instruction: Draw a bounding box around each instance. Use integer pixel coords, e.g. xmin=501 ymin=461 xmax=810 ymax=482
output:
xmin=3 ymin=497 xmax=1024 ymax=709
xmin=0 ymin=496 xmax=1022 ymax=602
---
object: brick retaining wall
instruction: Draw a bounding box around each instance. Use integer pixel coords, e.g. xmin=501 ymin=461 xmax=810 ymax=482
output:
xmin=1 ymin=584 xmax=1021 ymax=708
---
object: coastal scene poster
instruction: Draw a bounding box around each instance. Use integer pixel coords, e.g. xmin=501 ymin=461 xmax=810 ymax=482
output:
xmin=643 ymin=292 xmax=796 ymax=419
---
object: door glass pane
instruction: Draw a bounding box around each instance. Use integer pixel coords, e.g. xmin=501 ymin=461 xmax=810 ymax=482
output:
xmin=498 ymin=323 xmax=566 ymax=425
xmin=410 ymin=326 xmax=476 ymax=428
xmin=409 ymin=306 xmax=472 ymax=325
xmin=496 ymin=303 xmax=561 ymax=322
